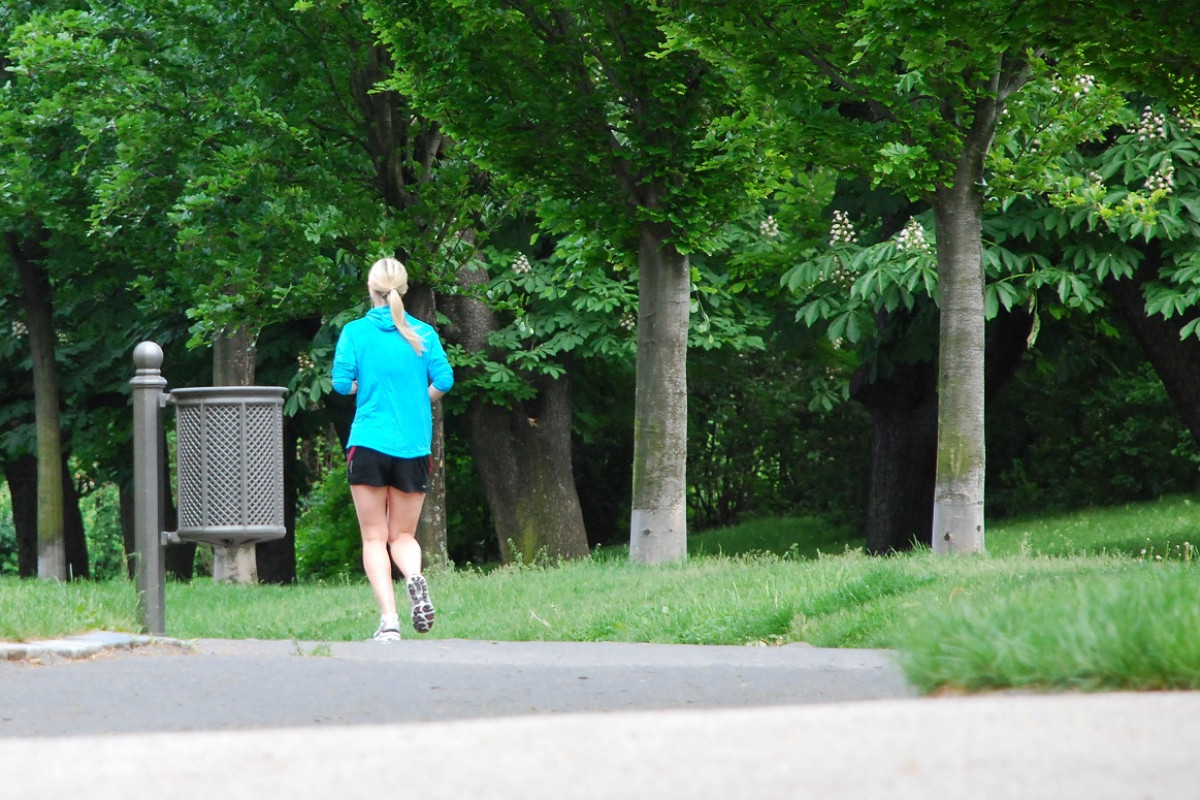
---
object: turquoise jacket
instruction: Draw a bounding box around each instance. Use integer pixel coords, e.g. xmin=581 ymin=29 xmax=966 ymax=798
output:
xmin=332 ymin=306 xmax=454 ymax=458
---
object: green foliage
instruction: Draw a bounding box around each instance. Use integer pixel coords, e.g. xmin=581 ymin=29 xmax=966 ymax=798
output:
xmin=781 ymin=212 xmax=939 ymax=345
xmin=1030 ymin=101 xmax=1200 ymax=333
xmin=293 ymin=463 xmax=362 ymax=582
xmin=364 ymin=0 xmax=762 ymax=254
xmin=282 ymin=307 xmax=358 ymax=417
xmin=988 ymin=345 xmax=1200 ymax=518
xmin=0 ymin=482 xmax=15 ymax=576
xmin=985 ymin=65 xmax=1129 ymax=201
xmin=570 ymin=356 xmax=636 ymax=547
xmin=78 ymin=483 xmax=127 ymax=581
xmin=451 ymin=241 xmax=639 ymax=407
xmin=686 ymin=343 xmax=871 ymax=529
xmin=435 ymin=225 xmax=771 ymax=417
xmin=772 ymin=88 xmax=1152 ymax=353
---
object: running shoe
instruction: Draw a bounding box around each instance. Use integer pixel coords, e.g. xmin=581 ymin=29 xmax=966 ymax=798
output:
xmin=407 ymin=574 xmax=436 ymax=634
xmin=372 ymin=619 xmax=402 ymax=642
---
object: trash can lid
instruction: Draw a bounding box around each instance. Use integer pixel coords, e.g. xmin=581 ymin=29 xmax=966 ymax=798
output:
xmin=170 ymin=386 xmax=287 ymax=405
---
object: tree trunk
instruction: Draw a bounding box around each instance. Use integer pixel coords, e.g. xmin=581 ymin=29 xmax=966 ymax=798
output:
xmin=440 ymin=264 xmax=590 ymax=564
xmin=406 ymin=283 xmax=450 ymax=567
xmin=422 ymin=399 xmax=450 ymax=567
xmin=1106 ymin=242 xmax=1200 ymax=446
xmin=213 ymin=325 xmax=257 ymax=386
xmin=350 ymin=43 xmax=590 ymax=564
xmin=629 ymin=229 xmax=690 ymax=564
xmin=60 ymin=454 xmax=88 ymax=579
xmin=853 ymin=350 xmax=940 ymax=555
xmin=926 ymin=60 xmax=1030 ymax=554
xmin=211 ymin=325 xmax=259 ymax=583
xmin=2 ymin=454 xmax=38 ymax=578
xmin=350 ymin=47 xmax=452 ymax=565
xmin=350 ymin=44 xmax=444 ymax=214
xmin=931 ymin=175 xmax=988 ymax=554
xmin=855 ymin=305 xmax=1032 ymax=554
xmin=465 ymin=376 xmax=589 ymax=564
xmin=7 ymin=232 xmax=67 ymax=579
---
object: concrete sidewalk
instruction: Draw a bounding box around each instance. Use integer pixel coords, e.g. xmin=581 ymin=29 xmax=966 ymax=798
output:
xmin=1 ymin=634 xmax=1195 ymax=798
xmin=1 ymin=692 xmax=1196 ymax=799
xmin=0 ymin=630 xmax=176 ymax=662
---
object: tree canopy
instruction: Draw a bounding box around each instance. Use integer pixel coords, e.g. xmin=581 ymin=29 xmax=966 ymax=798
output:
xmin=3 ymin=0 xmax=1200 ymax=579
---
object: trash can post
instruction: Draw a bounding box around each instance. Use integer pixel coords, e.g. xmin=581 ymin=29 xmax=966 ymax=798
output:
xmin=131 ymin=341 xmax=168 ymax=635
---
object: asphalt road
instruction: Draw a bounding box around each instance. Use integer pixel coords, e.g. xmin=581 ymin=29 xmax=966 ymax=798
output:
xmin=0 ymin=636 xmax=913 ymax=736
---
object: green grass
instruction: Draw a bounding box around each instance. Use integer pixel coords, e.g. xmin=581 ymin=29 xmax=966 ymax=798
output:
xmin=988 ymin=494 xmax=1200 ymax=559
xmin=897 ymin=562 xmax=1200 ymax=692
xmin=686 ymin=515 xmax=855 ymax=559
xmin=4 ymin=496 xmax=1200 ymax=694
xmin=0 ymin=578 xmax=141 ymax=641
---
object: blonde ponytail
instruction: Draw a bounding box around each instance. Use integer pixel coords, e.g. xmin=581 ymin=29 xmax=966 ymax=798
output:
xmin=387 ymin=288 xmax=425 ymax=355
xmin=368 ymin=257 xmax=425 ymax=356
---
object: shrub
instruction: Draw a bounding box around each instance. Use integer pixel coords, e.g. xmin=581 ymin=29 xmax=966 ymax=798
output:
xmin=0 ymin=484 xmax=15 ymax=576
xmin=294 ymin=464 xmax=362 ymax=581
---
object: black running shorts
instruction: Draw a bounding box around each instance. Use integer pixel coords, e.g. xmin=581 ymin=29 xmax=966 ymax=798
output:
xmin=346 ymin=446 xmax=432 ymax=493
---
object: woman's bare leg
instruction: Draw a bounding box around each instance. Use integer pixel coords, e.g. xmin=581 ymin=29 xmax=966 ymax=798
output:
xmin=351 ymin=484 xmax=399 ymax=617
xmin=384 ymin=486 xmax=425 ymax=579
xmin=385 ymin=487 xmax=434 ymax=632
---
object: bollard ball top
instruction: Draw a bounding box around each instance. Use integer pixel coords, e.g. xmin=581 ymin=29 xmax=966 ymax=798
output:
xmin=133 ymin=341 xmax=164 ymax=370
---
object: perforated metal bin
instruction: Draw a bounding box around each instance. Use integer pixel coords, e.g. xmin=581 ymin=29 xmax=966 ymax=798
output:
xmin=171 ymin=386 xmax=287 ymax=546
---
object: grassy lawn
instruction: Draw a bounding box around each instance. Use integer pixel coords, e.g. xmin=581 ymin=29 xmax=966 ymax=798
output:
xmin=3 ymin=495 xmax=1200 ymax=693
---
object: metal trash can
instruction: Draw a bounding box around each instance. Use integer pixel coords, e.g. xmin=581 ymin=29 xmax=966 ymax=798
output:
xmin=171 ymin=386 xmax=287 ymax=546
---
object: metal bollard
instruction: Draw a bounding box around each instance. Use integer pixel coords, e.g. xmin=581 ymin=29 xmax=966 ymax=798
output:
xmin=131 ymin=342 xmax=289 ymax=627
xmin=131 ymin=341 xmax=168 ymax=635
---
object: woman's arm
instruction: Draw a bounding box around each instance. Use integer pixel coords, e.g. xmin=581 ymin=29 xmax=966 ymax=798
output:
xmin=331 ymin=333 xmax=357 ymax=395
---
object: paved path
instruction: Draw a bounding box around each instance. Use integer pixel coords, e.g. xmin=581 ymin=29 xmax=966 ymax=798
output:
xmin=1 ymin=634 xmax=1197 ymax=798
xmin=0 ymin=635 xmax=912 ymax=735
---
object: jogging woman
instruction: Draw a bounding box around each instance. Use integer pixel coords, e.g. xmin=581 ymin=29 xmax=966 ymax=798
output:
xmin=332 ymin=257 xmax=454 ymax=641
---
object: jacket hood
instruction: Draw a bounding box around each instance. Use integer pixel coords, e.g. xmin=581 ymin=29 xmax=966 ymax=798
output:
xmin=366 ymin=306 xmax=397 ymax=331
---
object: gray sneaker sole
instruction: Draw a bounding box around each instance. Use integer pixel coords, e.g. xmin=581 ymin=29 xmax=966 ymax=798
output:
xmin=407 ymin=575 xmax=436 ymax=634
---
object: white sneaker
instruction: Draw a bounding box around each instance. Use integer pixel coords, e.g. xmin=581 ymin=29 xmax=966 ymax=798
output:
xmin=372 ymin=617 xmax=402 ymax=642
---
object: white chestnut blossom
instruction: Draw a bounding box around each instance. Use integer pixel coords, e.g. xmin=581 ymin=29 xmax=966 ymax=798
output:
xmin=1135 ymin=107 xmax=1169 ymax=142
xmin=829 ymin=210 xmax=858 ymax=246
xmin=1145 ymin=160 xmax=1175 ymax=193
xmin=895 ymin=218 xmax=931 ymax=253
